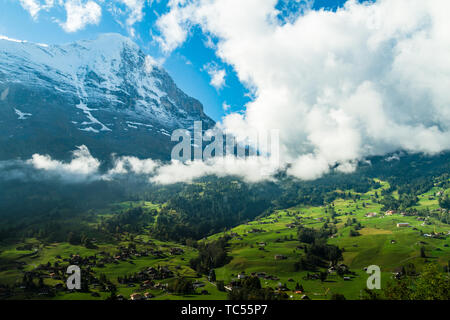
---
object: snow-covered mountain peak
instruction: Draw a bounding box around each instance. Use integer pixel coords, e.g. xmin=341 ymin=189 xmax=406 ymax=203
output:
xmin=0 ymin=33 xmax=153 ymax=84
xmin=0 ymin=34 xmax=214 ymax=161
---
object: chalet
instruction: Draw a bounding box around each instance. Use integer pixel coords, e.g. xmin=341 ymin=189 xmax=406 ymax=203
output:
xmin=397 ymin=223 xmax=410 ymax=228
xmin=144 ymin=292 xmax=154 ymax=299
xmin=366 ymin=212 xmax=378 ymax=218
xmin=225 ymin=280 xmax=242 ymax=292
xmin=385 ymin=210 xmax=395 ymax=216
xmin=147 ymin=266 xmax=157 ymax=273
xmin=224 ymin=285 xmax=233 ymax=292
xmin=343 ymin=277 xmax=351 ymax=281
xmin=130 ymin=293 xmax=143 ymax=301
xmin=154 ymin=282 xmax=168 ymax=290
xmin=193 ymin=281 xmax=205 ymax=289
xmin=274 ymin=255 xmax=287 ymax=261
xmin=257 ymin=242 xmax=266 ymax=247
xmin=142 ymin=280 xmax=153 ymax=288
xmin=237 ymin=273 xmax=247 ymax=280
xmin=393 ymin=267 xmax=403 ymax=279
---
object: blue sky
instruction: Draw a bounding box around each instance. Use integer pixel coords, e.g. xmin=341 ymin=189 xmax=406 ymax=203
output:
xmin=0 ymin=0 xmax=356 ymax=121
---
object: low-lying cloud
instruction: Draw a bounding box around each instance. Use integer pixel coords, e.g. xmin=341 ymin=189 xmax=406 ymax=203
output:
xmin=0 ymin=146 xmax=280 ymax=185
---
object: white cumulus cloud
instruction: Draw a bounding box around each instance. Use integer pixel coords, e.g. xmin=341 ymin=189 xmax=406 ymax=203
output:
xmin=9 ymin=146 xmax=278 ymax=185
xmin=203 ymin=62 xmax=226 ymax=90
xmin=155 ymin=0 xmax=450 ymax=180
xmin=114 ymin=0 xmax=148 ymax=37
xmin=59 ymin=0 xmax=102 ymax=33
xmin=19 ymin=0 xmax=55 ymax=19
xmin=26 ymin=145 xmax=101 ymax=182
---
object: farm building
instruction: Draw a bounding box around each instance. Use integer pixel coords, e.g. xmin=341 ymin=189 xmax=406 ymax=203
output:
xmin=397 ymin=223 xmax=410 ymax=228
xmin=366 ymin=212 xmax=378 ymax=218
xmin=385 ymin=210 xmax=396 ymax=216
xmin=237 ymin=273 xmax=247 ymax=280
xmin=274 ymin=255 xmax=287 ymax=260
xmin=130 ymin=293 xmax=143 ymax=300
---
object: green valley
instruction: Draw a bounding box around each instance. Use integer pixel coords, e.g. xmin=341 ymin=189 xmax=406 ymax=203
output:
xmin=1 ymin=175 xmax=448 ymax=301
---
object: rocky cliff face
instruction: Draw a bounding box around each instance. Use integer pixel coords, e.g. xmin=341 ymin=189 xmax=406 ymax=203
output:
xmin=0 ymin=33 xmax=214 ymax=161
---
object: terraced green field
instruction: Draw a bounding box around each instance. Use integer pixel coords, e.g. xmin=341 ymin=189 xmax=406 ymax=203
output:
xmin=0 ymin=181 xmax=449 ymax=300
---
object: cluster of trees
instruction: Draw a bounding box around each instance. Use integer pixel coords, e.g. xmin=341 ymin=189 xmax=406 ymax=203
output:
xmin=346 ymin=218 xmax=362 ymax=237
xmin=228 ymin=276 xmax=286 ymax=300
xmin=439 ymin=194 xmax=450 ymax=210
xmin=345 ymin=218 xmax=362 ymax=229
xmin=297 ymin=225 xmax=333 ymax=244
xmin=295 ymin=226 xmax=343 ymax=271
xmin=100 ymin=206 xmax=155 ymax=234
xmin=383 ymin=264 xmax=449 ymax=300
xmin=189 ymin=236 xmax=231 ymax=274
xmin=168 ymin=278 xmax=195 ymax=295
xmin=380 ymin=194 xmax=419 ymax=212
xmin=349 ymin=229 xmax=361 ymax=237
xmin=66 ymin=232 xmax=97 ymax=249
